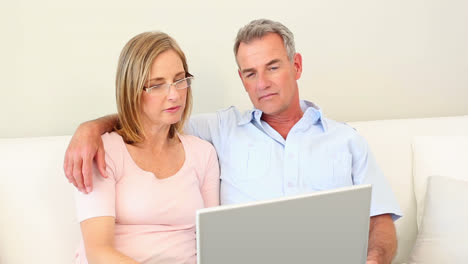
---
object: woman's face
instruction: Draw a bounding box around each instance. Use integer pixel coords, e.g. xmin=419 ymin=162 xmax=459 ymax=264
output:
xmin=140 ymin=49 xmax=187 ymax=129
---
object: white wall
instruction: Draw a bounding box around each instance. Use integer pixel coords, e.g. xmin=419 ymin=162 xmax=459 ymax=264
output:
xmin=1 ymin=0 xmax=467 ymax=138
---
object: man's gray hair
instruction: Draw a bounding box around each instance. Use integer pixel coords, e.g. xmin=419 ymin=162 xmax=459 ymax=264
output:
xmin=234 ymin=19 xmax=296 ymax=63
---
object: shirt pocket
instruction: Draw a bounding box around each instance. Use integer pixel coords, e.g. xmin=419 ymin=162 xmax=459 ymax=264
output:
xmin=331 ymin=152 xmax=353 ymax=187
xmin=301 ymin=150 xmax=352 ymax=190
xmin=245 ymin=147 xmax=270 ymax=181
xmin=222 ymin=142 xmax=271 ymax=183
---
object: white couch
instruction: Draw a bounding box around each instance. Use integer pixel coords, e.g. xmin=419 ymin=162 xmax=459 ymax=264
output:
xmin=1 ymin=115 xmax=467 ymax=264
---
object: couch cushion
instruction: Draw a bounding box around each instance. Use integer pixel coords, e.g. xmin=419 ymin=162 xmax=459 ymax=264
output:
xmin=412 ymin=136 xmax=468 ymax=229
xmin=409 ymin=176 xmax=468 ymax=263
xmin=350 ymin=115 xmax=468 ymax=263
xmin=0 ymin=136 xmax=80 ymax=264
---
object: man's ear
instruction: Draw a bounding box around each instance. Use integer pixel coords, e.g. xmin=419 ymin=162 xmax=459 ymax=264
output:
xmin=238 ymin=69 xmax=243 ymax=80
xmin=293 ymin=53 xmax=303 ymax=80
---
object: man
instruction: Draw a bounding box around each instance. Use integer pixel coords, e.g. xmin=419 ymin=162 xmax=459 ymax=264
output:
xmin=64 ymin=19 xmax=401 ymax=264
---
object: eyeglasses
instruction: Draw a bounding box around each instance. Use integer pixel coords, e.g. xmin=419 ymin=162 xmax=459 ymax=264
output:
xmin=143 ymin=76 xmax=194 ymax=95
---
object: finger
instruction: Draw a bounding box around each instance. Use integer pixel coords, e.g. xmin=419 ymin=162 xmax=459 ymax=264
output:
xmin=69 ymin=172 xmax=79 ymax=190
xmin=73 ymin=157 xmax=86 ymax=194
xmin=95 ymin=147 xmax=108 ymax=178
xmin=82 ymin=154 xmax=94 ymax=193
xmin=63 ymin=153 xmax=72 ymax=183
xmin=66 ymin=155 xmax=79 ymax=188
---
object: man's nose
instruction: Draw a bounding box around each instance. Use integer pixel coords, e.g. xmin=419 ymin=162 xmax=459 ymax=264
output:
xmin=256 ymin=72 xmax=270 ymax=90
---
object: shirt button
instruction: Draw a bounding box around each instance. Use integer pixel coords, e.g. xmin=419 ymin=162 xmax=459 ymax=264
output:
xmin=288 ymin=182 xmax=295 ymax=188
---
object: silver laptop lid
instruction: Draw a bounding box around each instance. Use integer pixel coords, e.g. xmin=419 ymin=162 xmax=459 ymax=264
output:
xmin=197 ymin=184 xmax=372 ymax=264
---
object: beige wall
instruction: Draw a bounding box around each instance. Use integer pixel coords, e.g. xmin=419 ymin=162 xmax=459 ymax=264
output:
xmin=1 ymin=0 xmax=467 ymax=138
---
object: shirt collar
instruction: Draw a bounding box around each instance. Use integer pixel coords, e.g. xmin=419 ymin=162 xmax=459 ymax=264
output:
xmin=237 ymin=108 xmax=260 ymax=126
xmin=237 ymin=100 xmax=327 ymax=132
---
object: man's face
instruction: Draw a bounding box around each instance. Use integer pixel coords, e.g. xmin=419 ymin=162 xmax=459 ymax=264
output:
xmin=236 ymin=33 xmax=302 ymax=115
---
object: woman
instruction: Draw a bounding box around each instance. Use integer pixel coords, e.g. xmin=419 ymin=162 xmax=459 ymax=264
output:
xmin=74 ymin=31 xmax=220 ymax=264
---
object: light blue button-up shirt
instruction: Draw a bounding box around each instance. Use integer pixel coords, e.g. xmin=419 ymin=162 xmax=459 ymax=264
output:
xmin=187 ymin=100 xmax=402 ymax=220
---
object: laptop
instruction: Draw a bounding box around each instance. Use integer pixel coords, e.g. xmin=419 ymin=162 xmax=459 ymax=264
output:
xmin=196 ymin=184 xmax=372 ymax=264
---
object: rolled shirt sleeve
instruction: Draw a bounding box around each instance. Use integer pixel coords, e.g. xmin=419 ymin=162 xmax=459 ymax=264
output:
xmin=350 ymin=133 xmax=402 ymax=220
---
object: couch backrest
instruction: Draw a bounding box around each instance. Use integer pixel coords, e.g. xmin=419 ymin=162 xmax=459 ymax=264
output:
xmin=1 ymin=115 xmax=468 ymax=264
xmin=349 ymin=115 xmax=468 ymax=263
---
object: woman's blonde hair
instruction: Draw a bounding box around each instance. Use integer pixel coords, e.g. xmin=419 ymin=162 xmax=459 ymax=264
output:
xmin=114 ymin=31 xmax=192 ymax=144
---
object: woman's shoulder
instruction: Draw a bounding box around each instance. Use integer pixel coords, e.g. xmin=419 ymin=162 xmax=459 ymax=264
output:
xmin=102 ymin=131 xmax=123 ymax=145
xmin=179 ymin=134 xmax=217 ymax=157
xmin=179 ymin=134 xmax=218 ymax=177
xmin=180 ymin=134 xmax=212 ymax=147
xmin=101 ymin=132 xmax=126 ymax=155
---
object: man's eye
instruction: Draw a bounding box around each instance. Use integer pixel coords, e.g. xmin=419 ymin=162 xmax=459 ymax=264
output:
xmin=246 ymin=73 xmax=255 ymax=78
xmin=269 ymin=66 xmax=279 ymax=71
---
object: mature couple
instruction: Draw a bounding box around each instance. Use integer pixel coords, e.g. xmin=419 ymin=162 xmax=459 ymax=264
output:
xmin=65 ymin=19 xmax=401 ymax=264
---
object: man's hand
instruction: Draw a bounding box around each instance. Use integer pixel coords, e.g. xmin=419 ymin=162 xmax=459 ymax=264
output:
xmin=64 ymin=121 xmax=108 ymax=194
xmin=366 ymin=214 xmax=397 ymax=264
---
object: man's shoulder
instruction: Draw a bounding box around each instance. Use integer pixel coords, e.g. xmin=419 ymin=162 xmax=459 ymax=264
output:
xmin=322 ymin=117 xmax=358 ymax=134
xmin=300 ymin=100 xmax=354 ymax=134
xmin=321 ymin=117 xmax=369 ymax=152
xmin=216 ymin=105 xmax=245 ymax=117
xmin=191 ymin=106 xmax=244 ymax=123
xmin=214 ymin=105 xmax=253 ymax=126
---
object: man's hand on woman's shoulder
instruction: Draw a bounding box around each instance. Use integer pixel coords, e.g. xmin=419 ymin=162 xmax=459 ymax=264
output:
xmin=64 ymin=121 xmax=108 ymax=194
